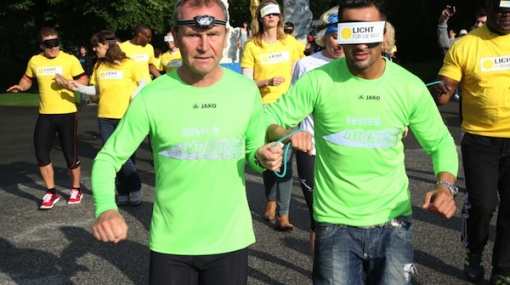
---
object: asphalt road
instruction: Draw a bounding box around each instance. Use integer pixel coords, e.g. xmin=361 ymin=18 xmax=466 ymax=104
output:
xmin=0 ymin=103 xmax=496 ymax=285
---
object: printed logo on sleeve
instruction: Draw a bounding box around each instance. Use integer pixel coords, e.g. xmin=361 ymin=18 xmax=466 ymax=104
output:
xmin=132 ymin=54 xmax=149 ymax=62
xmin=99 ymin=71 xmax=124 ymax=80
xmin=36 ymin=66 xmax=63 ymax=76
xmin=480 ymin=56 xmax=510 ymax=72
xmin=260 ymin=51 xmax=289 ymax=64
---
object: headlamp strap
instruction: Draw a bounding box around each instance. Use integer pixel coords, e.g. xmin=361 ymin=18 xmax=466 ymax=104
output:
xmin=175 ymin=15 xmax=227 ymax=29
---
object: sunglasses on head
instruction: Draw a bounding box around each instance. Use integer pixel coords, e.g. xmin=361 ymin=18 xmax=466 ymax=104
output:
xmin=43 ymin=38 xmax=59 ymax=49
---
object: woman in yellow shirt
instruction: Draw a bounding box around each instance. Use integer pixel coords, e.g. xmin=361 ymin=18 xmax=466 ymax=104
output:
xmin=59 ymin=30 xmax=146 ymax=207
xmin=241 ymin=0 xmax=299 ymax=231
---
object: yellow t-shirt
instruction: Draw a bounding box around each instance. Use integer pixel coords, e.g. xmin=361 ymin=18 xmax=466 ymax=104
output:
xmin=154 ymin=56 xmax=162 ymax=72
xmin=289 ymin=35 xmax=306 ymax=59
xmin=25 ymin=52 xmax=85 ymax=114
xmin=439 ymin=25 xmax=510 ymax=137
xmin=119 ymin=41 xmax=156 ymax=83
xmin=241 ymin=37 xmax=299 ymax=104
xmin=90 ymin=59 xmax=141 ymax=119
xmin=160 ymin=50 xmax=182 ymax=73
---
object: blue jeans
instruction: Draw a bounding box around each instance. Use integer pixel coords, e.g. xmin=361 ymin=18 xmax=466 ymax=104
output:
xmin=98 ymin=118 xmax=141 ymax=196
xmin=313 ymin=217 xmax=415 ymax=285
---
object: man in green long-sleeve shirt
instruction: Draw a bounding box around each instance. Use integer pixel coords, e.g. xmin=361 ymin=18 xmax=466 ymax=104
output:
xmin=264 ymin=0 xmax=459 ymax=284
xmin=90 ymin=1 xmax=283 ymax=284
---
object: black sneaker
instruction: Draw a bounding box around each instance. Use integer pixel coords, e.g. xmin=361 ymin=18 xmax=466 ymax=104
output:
xmin=464 ymin=252 xmax=484 ymax=283
xmin=490 ymin=274 xmax=510 ymax=285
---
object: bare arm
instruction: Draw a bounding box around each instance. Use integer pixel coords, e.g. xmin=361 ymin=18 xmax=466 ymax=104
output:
xmin=6 ymin=76 xmax=33 ymax=93
xmin=267 ymin=124 xmax=313 ymax=155
xmin=241 ymin=67 xmax=285 ymax=88
xmin=149 ymin=64 xmax=161 ymax=78
xmin=428 ymin=75 xmax=459 ymax=106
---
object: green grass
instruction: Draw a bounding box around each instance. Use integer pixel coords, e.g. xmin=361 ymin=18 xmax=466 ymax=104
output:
xmin=0 ymin=92 xmax=39 ymax=106
xmin=0 ymin=92 xmax=81 ymax=107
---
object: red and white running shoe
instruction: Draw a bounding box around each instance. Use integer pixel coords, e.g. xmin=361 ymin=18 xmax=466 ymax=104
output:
xmin=67 ymin=189 xmax=83 ymax=204
xmin=40 ymin=192 xmax=60 ymax=209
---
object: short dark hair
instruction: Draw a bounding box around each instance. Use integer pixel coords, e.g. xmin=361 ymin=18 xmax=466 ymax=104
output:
xmin=38 ymin=27 xmax=58 ymax=44
xmin=475 ymin=8 xmax=487 ymax=18
xmin=284 ymin=22 xmax=295 ymax=28
xmin=337 ymin=0 xmax=385 ymax=21
xmin=134 ymin=23 xmax=151 ymax=35
xmin=91 ymin=30 xmax=128 ymax=67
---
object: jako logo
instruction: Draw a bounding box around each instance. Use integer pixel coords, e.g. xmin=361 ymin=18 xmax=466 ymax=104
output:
xmin=366 ymin=95 xmax=380 ymax=100
xmin=192 ymin=104 xmax=199 ymax=109
xmin=201 ymin=104 xmax=217 ymax=108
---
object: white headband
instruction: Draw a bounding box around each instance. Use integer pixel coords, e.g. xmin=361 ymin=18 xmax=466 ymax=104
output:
xmin=499 ymin=0 xmax=510 ymax=7
xmin=164 ymin=35 xmax=174 ymax=42
xmin=260 ymin=5 xmax=280 ymax=17
xmin=337 ymin=21 xmax=385 ymax=44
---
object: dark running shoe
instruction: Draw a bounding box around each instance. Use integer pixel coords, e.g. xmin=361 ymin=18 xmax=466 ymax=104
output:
xmin=490 ymin=274 xmax=510 ymax=285
xmin=464 ymin=252 xmax=484 ymax=283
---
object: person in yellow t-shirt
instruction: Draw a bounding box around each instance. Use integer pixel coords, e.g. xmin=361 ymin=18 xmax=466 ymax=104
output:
xmin=241 ymin=0 xmax=299 ymax=232
xmin=6 ymin=27 xmax=88 ymax=209
xmin=58 ymin=30 xmax=146 ymax=207
xmin=154 ymin=47 xmax=163 ymax=72
xmin=429 ymin=0 xmax=510 ymax=283
xmin=120 ymin=23 xmax=161 ymax=83
xmin=160 ymin=30 xmax=182 ymax=73
xmin=284 ymin=22 xmax=306 ymax=59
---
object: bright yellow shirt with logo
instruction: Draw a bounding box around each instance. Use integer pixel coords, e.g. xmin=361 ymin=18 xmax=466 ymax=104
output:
xmin=439 ymin=25 xmax=510 ymax=137
xmin=120 ymin=41 xmax=156 ymax=83
xmin=241 ymin=37 xmax=299 ymax=104
xmin=25 ymin=52 xmax=84 ymax=114
xmin=90 ymin=59 xmax=141 ymax=119
xmin=289 ymin=35 xmax=306 ymax=59
xmin=160 ymin=50 xmax=182 ymax=73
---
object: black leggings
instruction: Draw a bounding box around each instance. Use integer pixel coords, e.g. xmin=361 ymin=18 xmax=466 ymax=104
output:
xmin=149 ymin=248 xmax=248 ymax=285
xmin=296 ymin=151 xmax=316 ymax=231
xmin=34 ymin=113 xmax=80 ymax=169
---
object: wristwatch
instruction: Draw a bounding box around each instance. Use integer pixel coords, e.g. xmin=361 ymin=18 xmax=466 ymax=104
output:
xmin=436 ymin=180 xmax=459 ymax=198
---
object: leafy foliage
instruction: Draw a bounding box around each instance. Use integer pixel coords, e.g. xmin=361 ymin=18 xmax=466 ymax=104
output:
xmin=0 ymin=0 xmax=488 ymax=89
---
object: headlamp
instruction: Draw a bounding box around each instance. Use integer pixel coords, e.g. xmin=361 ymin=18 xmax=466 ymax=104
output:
xmin=175 ymin=15 xmax=227 ymax=29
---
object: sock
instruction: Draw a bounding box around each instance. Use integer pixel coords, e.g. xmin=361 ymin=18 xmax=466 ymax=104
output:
xmin=47 ymin=188 xmax=57 ymax=194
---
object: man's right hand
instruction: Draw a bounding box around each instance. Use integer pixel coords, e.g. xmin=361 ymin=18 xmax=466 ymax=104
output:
xmin=441 ymin=6 xmax=454 ymax=21
xmin=6 ymin=85 xmax=22 ymax=93
xmin=92 ymin=210 xmax=128 ymax=243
